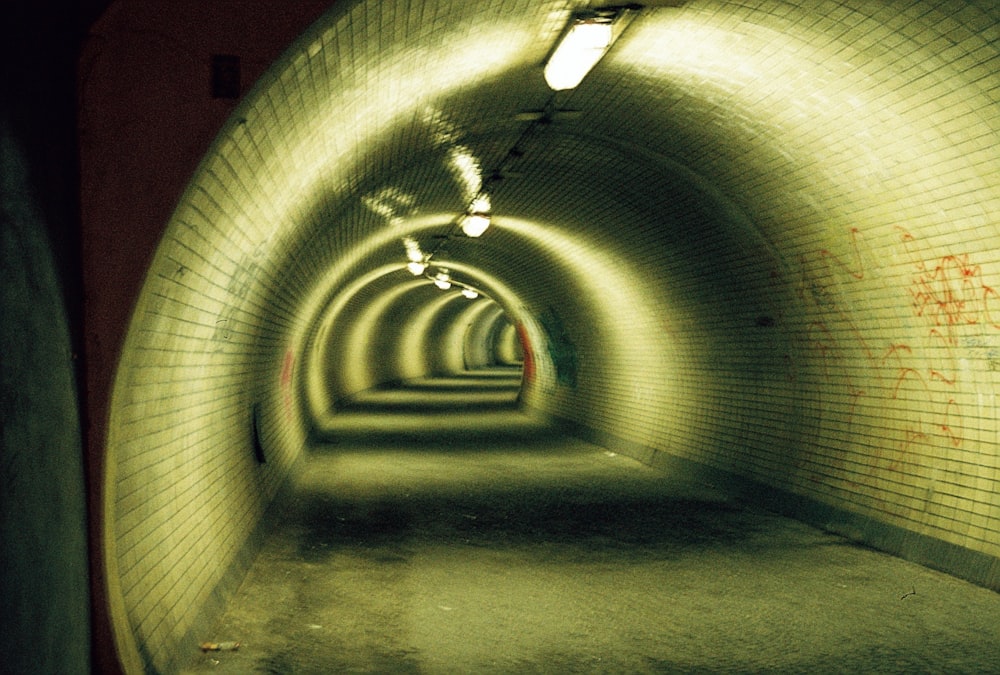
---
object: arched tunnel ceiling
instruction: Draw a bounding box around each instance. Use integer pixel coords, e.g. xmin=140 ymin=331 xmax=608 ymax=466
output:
xmin=269 ymin=3 xmax=781 ymax=306
xmin=121 ymin=0 xmax=1000 ymax=508
xmin=230 ymin=0 xmax=997 ymax=364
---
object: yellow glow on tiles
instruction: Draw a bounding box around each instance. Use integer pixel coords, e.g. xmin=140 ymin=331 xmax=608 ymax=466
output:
xmin=255 ymin=21 xmax=534 ymax=248
xmin=448 ymin=146 xmax=483 ymax=199
xmin=617 ymin=18 xmax=956 ymax=195
xmin=403 ymin=236 xmax=423 ymax=262
xmin=362 ymin=187 xmax=415 ymax=221
xmin=305 ymin=264 xmax=413 ymax=421
xmin=545 ymin=18 xmax=613 ymax=90
xmin=498 ymin=215 xmax=675 ymax=402
xmin=396 ymin=293 xmax=461 ymax=382
xmin=339 ymin=282 xmax=424 ymax=396
xmin=439 ymin=299 xmax=497 ymax=373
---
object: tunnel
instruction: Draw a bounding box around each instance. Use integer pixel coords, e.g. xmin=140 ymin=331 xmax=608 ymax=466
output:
xmin=66 ymin=0 xmax=1000 ymax=672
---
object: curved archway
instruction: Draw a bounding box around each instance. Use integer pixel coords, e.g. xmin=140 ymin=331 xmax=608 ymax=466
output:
xmin=91 ymin=1 xmax=1000 ymax=671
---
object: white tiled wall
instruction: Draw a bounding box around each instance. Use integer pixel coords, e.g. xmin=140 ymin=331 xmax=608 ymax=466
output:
xmin=100 ymin=0 xmax=1000 ymax=670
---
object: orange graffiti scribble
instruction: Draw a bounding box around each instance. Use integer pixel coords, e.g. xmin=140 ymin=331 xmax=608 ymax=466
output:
xmin=805 ymin=321 xmax=841 ymax=382
xmin=909 ymin=252 xmax=1000 ymax=341
xmin=940 ymin=398 xmax=963 ymax=447
xmin=927 ymin=328 xmax=951 ymax=345
xmin=929 ymin=369 xmax=958 ymax=387
xmin=880 ymin=343 xmax=912 ymax=366
xmin=894 ymin=225 xmax=925 ymax=271
xmin=796 ymin=228 xmax=867 ymax=304
xmin=281 ymin=352 xmax=293 ymax=386
xmin=891 ymin=367 xmax=927 ymax=399
xmin=984 ymin=285 xmax=1000 ymax=329
xmin=846 ymin=387 xmax=866 ymax=426
xmin=819 ymin=227 xmax=865 ymax=280
xmin=889 ymin=426 xmax=929 ymax=472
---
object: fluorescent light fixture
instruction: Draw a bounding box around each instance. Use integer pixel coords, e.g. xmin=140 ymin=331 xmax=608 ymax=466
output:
xmin=403 ymin=236 xmax=424 ymax=262
xmin=461 ymin=193 xmax=492 ymax=237
xmin=434 ymin=270 xmax=451 ymax=290
xmin=448 ymin=146 xmax=483 ymax=198
xmin=470 ymin=193 xmax=491 ymax=213
xmin=407 ymin=260 xmax=427 ymax=276
xmin=461 ymin=288 xmax=479 ymax=299
xmin=462 ymin=212 xmax=491 ymax=237
xmin=544 ymin=17 xmax=614 ymax=91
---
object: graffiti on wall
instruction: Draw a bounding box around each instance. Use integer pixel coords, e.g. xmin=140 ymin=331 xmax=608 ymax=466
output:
xmin=516 ymin=322 xmax=535 ymax=385
xmin=539 ymin=306 xmax=578 ymax=388
xmin=213 ymin=246 xmax=264 ymax=350
xmin=788 ymin=225 xmax=993 ymax=489
xmin=897 ymin=226 xmax=1000 ymax=342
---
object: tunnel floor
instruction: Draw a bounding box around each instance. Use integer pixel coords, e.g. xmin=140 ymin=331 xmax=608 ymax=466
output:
xmin=183 ymin=369 xmax=1000 ymax=674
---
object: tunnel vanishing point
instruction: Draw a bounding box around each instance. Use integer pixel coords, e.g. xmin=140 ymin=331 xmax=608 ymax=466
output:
xmin=2 ymin=0 xmax=1000 ymax=672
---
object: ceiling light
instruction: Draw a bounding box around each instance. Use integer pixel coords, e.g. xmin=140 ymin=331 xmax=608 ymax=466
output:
xmin=434 ymin=270 xmax=451 ymax=290
xmin=544 ymin=16 xmax=614 ymax=91
xmin=461 ymin=192 xmax=492 ymax=237
xmin=470 ymin=193 xmax=491 ymax=213
xmin=403 ymin=236 xmax=424 ymax=262
xmin=407 ymin=260 xmax=427 ymax=276
xmin=461 ymin=288 xmax=479 ymax=299
xmin=461 ymin=212 xmax=491 ymax=238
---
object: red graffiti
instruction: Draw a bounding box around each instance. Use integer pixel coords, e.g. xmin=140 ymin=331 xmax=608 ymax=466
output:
xmin=909 ymin=255 xmax=979 ymax=339
xmin=889 ymin=426 xmax=929 ymax=472
xmin=516 ymin=322 xmax=535 ymax=385
xmin=805 ymin=319 xmax=879 ymax=391
xmin=791 ymin=226 xmax=971 ymax=482
xmin=880 ymin=343 xmax=912 ymax=363
xmin=796 ymin=229 xmax=867 ymax=301
xmin=939 ymin=398 xmax=963 ymax=448
xmin=883 ymin=362 xmax=963 ymax=453
xmin=896 ymin=225 xmax=1000 ymax=342
xmin=820 ymin=227 xmax=865 ymax=280
xmin=929 ymin=369 xmax=957 ymax=387
xmin=891 ymin=367 xmax=926 ymax=399
xmin=798 ymin=229 xmax=882 ymax=387
xmin=281 ymin=350 xmax=294 ymax=387
xmin=846 ymin=387 xmax=866 ymax=426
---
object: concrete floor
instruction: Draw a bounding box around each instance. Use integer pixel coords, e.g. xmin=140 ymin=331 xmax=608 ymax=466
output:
xmin=183 ymin=370 xmax=1000 ymax=674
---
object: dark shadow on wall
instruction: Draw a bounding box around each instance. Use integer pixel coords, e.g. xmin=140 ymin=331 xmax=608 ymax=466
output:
xmin=1 ymin=1 xmax=92 ymax=672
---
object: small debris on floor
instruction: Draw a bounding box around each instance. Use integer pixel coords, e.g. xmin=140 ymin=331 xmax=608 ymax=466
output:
xmin=200 ymin=641 xmax=240 ymax=652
